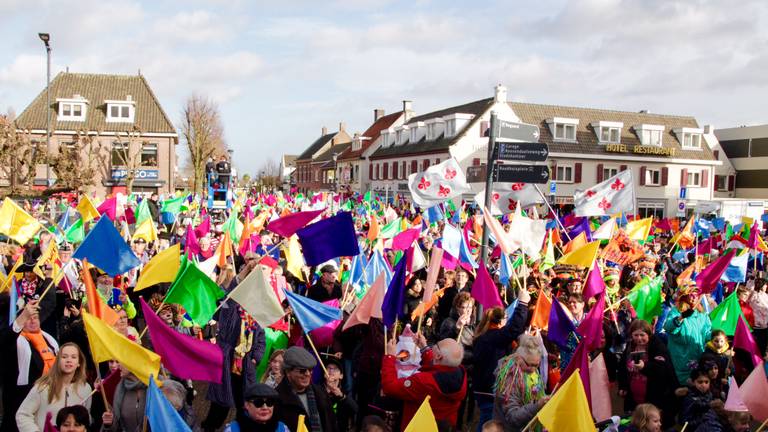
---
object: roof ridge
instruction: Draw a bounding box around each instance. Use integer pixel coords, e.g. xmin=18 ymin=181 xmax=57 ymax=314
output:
xmin=137 ymin=74 xmax=175 ymax=136
xmin=509 ymin=101 xmax=696 ymax=120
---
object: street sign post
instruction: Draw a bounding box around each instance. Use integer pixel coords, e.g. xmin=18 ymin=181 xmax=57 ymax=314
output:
xmin=493 ymin=164 xmax=550 ymax=184
xmin=495 ymin=120 xmax=540 ymax=141
xmin=493 ymin=142 xmax=549 ymax=162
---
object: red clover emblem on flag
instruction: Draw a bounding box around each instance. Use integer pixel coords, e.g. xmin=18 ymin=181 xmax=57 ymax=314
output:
xmin=586 ymin=190 xmax=596 ymax=198
xmin=598 ymin=197 xmax=612 ymax=211
xmin=444 ymin=167 xmax=457 ymax=180
xmin=418 ymin=177 xmax=431 ymax=190
xmin=438 ymin=184 xmax=451 ymax=197
xmin=508 ymin=199 xmax=517 ymax=211
xmin=611 ymin=178 xmax=625 ymax=191
xmin=492 ymin=192 xmax=500 ymax=202
xmin=511 ymin=183 xmax=525 ymax=191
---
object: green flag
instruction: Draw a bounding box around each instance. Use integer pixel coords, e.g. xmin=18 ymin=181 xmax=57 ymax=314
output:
xmin=255 ymin=328 xmax=289 ymax=381
xmin=364 ymin=191 xmax=372 ymax=203
xmin=136 ymin=199 xmax=151 ymax=225
xmin=165 ymin=256 xmax=226 ymax=325
xmin=222 ymin=208 xmax=243 ymax=245
xmin=161 ymin=195 xmax=186 ymax=214
xmin=627 ymin=276 xmax=663 ymax=322
xmin=709 ymin=291 xmax=746 ymax=336
xmin=725 ymin=224 xmax=734 ymax=242
xmin=540 ymin=232 xmax=556 ymax=271
xmin=65 ymin=218 xmax=85 ymax=244
xmin=512 ymin=255 xmax=524 ymax=269
xmin=380 ymin=218 xmax=402 ymax=239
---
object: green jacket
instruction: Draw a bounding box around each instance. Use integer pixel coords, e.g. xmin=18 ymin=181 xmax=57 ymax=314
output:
xmin=663 ymin=308 xmax=711 ymax=383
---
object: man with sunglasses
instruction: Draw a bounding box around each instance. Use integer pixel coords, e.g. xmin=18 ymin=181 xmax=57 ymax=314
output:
xmin=224 ymin=384 xmax=289 ymax=432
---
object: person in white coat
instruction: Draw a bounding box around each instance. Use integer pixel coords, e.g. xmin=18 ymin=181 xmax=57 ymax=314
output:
xmin=16 ymin=342 xmax=92 ymax=432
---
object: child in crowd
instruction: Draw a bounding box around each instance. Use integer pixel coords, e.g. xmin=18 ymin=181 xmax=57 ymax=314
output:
xmin=625 ymin=403 xmax=662 ymax=432
xmin=679 ymin=368 xmax=724 ymax=431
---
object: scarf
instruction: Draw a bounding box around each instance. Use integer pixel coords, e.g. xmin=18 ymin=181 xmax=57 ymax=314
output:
xmin=16 ymin=330 xmax=58 ymax=385
xmin=21 ymin=331 xmax=57 ymax=374
xmin=304 ymin=386 xmax=323 ymax=432
xmin=112 ymin=377 xmax=146 ymax=431
xmin=705 ymin=340 xmax=730 ymax=355
xmin=494 ymin=355 xmax=545 ymax=404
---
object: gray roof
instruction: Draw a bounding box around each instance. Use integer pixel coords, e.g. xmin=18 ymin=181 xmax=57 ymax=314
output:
xmin=297 ymin=133 xmax=336 ymax=161
xmin=314 ymin=142 xmax=351 ymax=163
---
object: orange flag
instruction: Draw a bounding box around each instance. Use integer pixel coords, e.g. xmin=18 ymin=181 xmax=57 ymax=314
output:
xmin=562 ymin=232 xmax=587 ymax=254
xmin=367 ymin=215 xmax=380 ymax=242
xmin=411 ymin=287 xmax=446 ymax=321
xmin=216 ymin=232 xmax=234 ymax=268
xmin=677 ymin=217 xmax=695 ymax=249
xmin=551 ymin=227 xmax=562 ymax=245
xmin=82 ymin=259 xmax=120 ymax=327
xmin=530 ymin=290 xmax=552 ymax=330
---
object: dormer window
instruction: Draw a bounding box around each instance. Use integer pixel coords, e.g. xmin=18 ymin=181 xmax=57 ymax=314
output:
xmin=425 ymin=118 xmax=444 ymax=141
xmin=410 ymin=122 xmax=425 ymax=144
xmin=395 ymin=126 xmax=409 ymax=146
xmin=442 ymin=114 xmax=474 ymax=139
xmin=634 ymin=124 xmax=664 ymax=146
xmin=57 ymin=98 xmax=88 ymax=121
xmin=547 ymin=117 xmax=578 ymax=141
xmin=106 ymin=99 xmax=135 ymax=123
xmin=592 ymin=121 xmax=623 ymax=144
xmin=673 ymin=127 xmax=703 ymax=149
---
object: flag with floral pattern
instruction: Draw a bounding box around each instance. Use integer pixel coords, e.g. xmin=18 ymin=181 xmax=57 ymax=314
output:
xmin=407 ymin=158 xmax=471 ymax=208
xmin=573 ymin=169 xmax=635 ymax=216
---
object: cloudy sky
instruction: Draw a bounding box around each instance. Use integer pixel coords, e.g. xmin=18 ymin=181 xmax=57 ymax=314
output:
xmin=1 ymin=0 xmax=766 ymax=175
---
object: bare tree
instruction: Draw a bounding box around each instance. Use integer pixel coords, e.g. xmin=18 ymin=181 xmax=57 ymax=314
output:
xmin=255 ymin=158 xmax=281 ymax=191
xmin=108 ymin=127 xmax=145 ymax=194
xmin=180 ymin=95 xmax=227 ymax=194
xmin=0 ymin=110 xmax=47 ymax=194
xmin=49 ymin=129 xmax=107 ymax=191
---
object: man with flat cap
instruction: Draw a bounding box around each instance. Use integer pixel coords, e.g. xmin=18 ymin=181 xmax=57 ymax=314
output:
xmin=274 ymin=347 xmax=338 ymax=432
xmin=307 ymin=265 xmax=342 ymax=303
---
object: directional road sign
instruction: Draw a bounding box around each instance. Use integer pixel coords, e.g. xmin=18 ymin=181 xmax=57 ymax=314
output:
xmin=495 ymin=120 xmax=540 ymax=142
xmin=493 ymin=164 xmax=550 ymax=184
xmin=493 ymin=142 xmax=549 ymax=162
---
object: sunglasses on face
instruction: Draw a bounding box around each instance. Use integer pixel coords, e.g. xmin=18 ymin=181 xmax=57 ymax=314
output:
xmin=248 ymin=398 xmax=275 ymax=408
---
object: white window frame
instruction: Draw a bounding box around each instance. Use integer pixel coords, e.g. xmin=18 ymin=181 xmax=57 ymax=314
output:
xmin=547 ymin=117 xmax=579 ymax=141
xmin=592 ymin=121 xmax=623 ymax=144
xmin=673 ymin=127 xmax=704 ymax=149
xmin=395 ymin=126 xmax=409 ymax=146
xmin=603 ymin=166 xmax=619 ymax=180
xmin=645 ymin=168 xmax=661 ymax=186
xmin=106 ymin=101 xmax=135 ymax=123
xmin=425 ymin=118 xmax=444 ymax=141
xmin=554 ymin=164 xmax=574 ymax=183
xmin=57 ymin=98 xmax=87 ymax=121
xmin=687 ymin=170 xmax=702 ymax=187
xmin=635 ymin=124 xmax=664 ymax=146
xmin=715 ymin=175 xmax=727 ymax=191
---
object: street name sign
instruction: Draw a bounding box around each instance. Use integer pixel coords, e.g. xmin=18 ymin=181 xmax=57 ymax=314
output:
xmin=495 ymin=120 xmax=540 ymax=141
xmin=493 ymin=142 xmax=549 ymax=162
xmin=493 ymin=164 xmax=550 ymax=184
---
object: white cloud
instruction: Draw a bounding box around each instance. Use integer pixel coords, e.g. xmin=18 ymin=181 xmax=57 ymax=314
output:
xmin=152 ymin=10 xmax=234 ymax=44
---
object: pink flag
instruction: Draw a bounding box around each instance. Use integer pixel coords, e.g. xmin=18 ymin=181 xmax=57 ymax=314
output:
xmin=576 ymin=292 xmax=606 ymax=351
xmin=423 ymin=247 xmax=444 ymax=303
xmin=483 ymin=208 xmax=513 ymax=255
xmin=97 ymin=197 xmax=118 ymax=220
xmin=343 ymin=273 xmax=385 ymax=331
xmin=392 ymin=228 xmax=421 ymax=251
xmin=267 ymin=209 xmax=324 ymax=238
xmin=441 ymin=251 xmax=459 ymax=270
xmin=589 ymin=353 xmax=612 ymax=422
xmin=309 ymin=299 xmax=342 ymax=348
xmin=696 ymin=238 xmax=712 ymax=255
xmin=471 ymin=260 xmax=503 ymax=310
xmin=740 ymin=361 xmax=768 ymax=421
xmin=140 ymin=299 xmax=224 ymax=383
xmin=583 ymin=261 xmax=606 ymax=299
xmin=184 ymin=225 xmax=201 ymax=256
xmin=194 ymin=216 xmax=211 ymax=238
xmin=734 ymin=316 xmax=762 ymax=366
xmin=43 ymin=412 xmax=56 ymax=432
xmin=654 ymin=218 xmax=672 ymax=232
xmin=560 ymin=339 xmax=591 ymax=409
xmin=122 ymin=207 xmax=136 ymax=225
xmin=697 ymin=249 xmax=736 ymax=294
xmin=748 ymin=222 xmax=759 ymax=250
xmin=724 ymin=377 xmax=749 ymax=412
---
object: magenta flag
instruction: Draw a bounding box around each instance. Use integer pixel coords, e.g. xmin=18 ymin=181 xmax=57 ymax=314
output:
xmin=194 ymin=216 xmax=211 ymax=238
xmin=748 ymin=223 xmax=759 ymax=250
xmin=97 ymin=197 xmax=118 ymax=220
xmin=696 ymin=249 xmax=736 ymax=294
xmin=267 ymin=209 xmax=324 ymax=238
xmin=576 ymin=292 xmax=606 ymax=351
xmin=734 ymin=316 xmax=762 ymax=366
xmin=561 ymin=340 xmax=592 ymax=410
xmin=583 ymin=262 xmax=606 ymax=299
xmin=471 ymin=260 xmax=503 ymax=310
xmin=140 ymin=299 xmax=223 ymax=383
xmin=184 ymin=225 xmax=201 ymax=256
xmin=309 ymin=299 xmax=343 ymax=348
xmin=392 ymin=228 xmax=421 ymax=251
xmin=697 ymin=238 xmax=712 ymax=255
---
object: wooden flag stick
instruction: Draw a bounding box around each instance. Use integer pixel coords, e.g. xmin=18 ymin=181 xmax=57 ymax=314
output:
xmin=755 ymin=417 xmax=768 ymax=432
xmin=416 ymin=305 xmax=425 ymax=335
xmin=304 ymin=332 xmax=329 ymax=376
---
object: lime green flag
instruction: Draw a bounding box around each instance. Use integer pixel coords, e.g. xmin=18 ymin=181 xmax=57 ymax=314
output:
xmin=540 ymin=232 xmax=556 ymax=271
xmin=627 ymin=276 xmax=663 ymax=322
xmin=222 ymin=208 xmax=243 ymax=244
xmin=379 ymin=218 xmax=403 ymax=239
xmin=165 ymin=256 xmax=226 ymax=325
xmin=710 ymin=291 xmax=746 ymax=336
xmin=65 ymin=218 xmax=85 ymax=244
xmin=136 ymin=199 xmax=151 ymax=225
xmin=161 ymin=195 xmax=186 ymax=214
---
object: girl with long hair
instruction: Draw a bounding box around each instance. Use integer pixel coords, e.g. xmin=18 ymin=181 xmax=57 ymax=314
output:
xmin=16 ymin=343 xmax=92 ymax=431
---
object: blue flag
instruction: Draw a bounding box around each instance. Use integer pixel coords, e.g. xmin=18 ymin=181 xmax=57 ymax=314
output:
xmin=58 ymin=206 xmax=72 ymax=231
xmin=425 ymin=205 xmax=444 ymax=224
xmin=499 ymin=253 xmax=513 ymax=287
xmin=296 ymin=212 xmax=360 ymax=266
xmin=146 ymin=375 xmax=192 ymax=432
xmin=459 ymin=233 xmax=478 ymax=270
xmin=72 ymin=216 xmax=140 ymax=276
xmin=350 ymin=252 xmax=368 ymax=290
xmin=364 ymin=249 xmax=392 ymax=287
xmin=723 ymin=251 xmax=748 ymax=283
xmin=9 ymin=277 xmax=18 ymax=326
xmin=284 ymin=290 xmax=342 ymax=333
xmin=381 ymin=249 xmax=409 ymax=327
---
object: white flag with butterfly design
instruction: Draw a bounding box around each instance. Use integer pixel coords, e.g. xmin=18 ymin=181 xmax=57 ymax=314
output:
xmin=573 ymin=169 xmax=635 ymax=216
xmin=408 ymin=158 xmax=471 ymax=208
xmin=473 ymin=182 xmax=544 ymax=215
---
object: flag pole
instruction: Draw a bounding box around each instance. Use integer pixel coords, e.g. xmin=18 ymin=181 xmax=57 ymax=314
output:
xmin=304 ymin=331 xmax=329 ymax=376
xmin=533 ymin=184 xmax=572 ymax=241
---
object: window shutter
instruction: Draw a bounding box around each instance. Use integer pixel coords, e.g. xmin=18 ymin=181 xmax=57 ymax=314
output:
xmin=423 ymin=159 xmax=430 ymax=171
xmin=575 ymin=162 xmax=582 ymax=183
xmin=480 ymin=121 xmax=489 ymax=137
xmin=383 ymin=163 xmax=388 ymax=180
xmin=714 ymin=175 xmax=721 ymax=189
xmin=369 ymin=164 xmax=373 ymax=180
xmin=702 ymin=169 xmax=709 ymax=188
xmin=596 ymin=164 xmax=604 ymax=183
xmin=435 ymin=158 xmax=440 ymax=165
xmin=392 ymin=163 xmax=398 ymax=179
xmin=728 ymin=175 xmax=735 ymax=191
xmin=661 ymin=167 xmax=668 ymax=186
xmin=620 ymin=164 xmax=627 ymax=172
xmin=714 ymin=150 xmax=719 ymax=159
xmin=550 ymin=160 xmax=557 ymax=181
xmin=472 ymin=158 xmax=481 ymax=166
xmin=681 ymin=168 xmax=688 ymax=187
xmin=640 ymin=166 xmax=647 ymax=186
xmin=411 ymin=160 xmax=418 ymax=174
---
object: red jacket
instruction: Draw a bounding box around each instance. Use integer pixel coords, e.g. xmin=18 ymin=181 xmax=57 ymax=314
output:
xmin=381 ymin=353 xmax=467 ymax=429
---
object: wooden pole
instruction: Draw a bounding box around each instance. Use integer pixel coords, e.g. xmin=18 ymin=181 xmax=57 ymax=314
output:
xmin=755 ymin=417 xmax=768 ymax=432
xmin=304 ymin=332 xmax=329 ymax=376
xmin=416 ymin=305 xmax=425 ymax=335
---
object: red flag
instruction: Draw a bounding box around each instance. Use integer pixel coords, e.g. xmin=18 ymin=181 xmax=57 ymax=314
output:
xmin=560 ymin=339 xmax=591 ymax=409
xmin=470 ymin=260 xmax=503 ymax=310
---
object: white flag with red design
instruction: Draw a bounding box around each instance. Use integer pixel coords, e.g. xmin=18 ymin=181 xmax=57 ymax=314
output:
xmin=574 ymin=169 xmax=635 ymax=216
xmin=473 ymin=182 xmax=544 ymax=215
xmin=408 ymin=158 xmax=471 ymax=208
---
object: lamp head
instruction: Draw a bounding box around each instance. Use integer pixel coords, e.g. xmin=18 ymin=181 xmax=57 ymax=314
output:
xmin=38 ymin=33 xmax=51 ymax=46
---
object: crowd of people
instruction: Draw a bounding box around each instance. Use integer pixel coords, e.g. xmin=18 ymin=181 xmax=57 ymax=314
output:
xmin=0 ymin=188 xmax=766 ymax=432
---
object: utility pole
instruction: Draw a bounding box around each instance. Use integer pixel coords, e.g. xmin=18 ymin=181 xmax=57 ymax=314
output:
xmin=38 ymin=33 xmax=52 ymax=187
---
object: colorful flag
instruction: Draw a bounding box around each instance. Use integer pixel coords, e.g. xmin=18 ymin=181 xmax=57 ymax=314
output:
xmin=625 ymin=217 xmax=653 ymax=243
xmin=589 ymin=353 xmax=613 ymax=422
xmin=709 ymin=291 xmax=746 ymax=336
xmin=392 ymin=228 xmax=421 ymax=251
xmin=267 ymin=209 xmax=324 ymax=238
xmin=404 ymin=395 xmax=438 ymax=432
xmin=135 ymin=244 xmax=181 ymax=292
xmin=540 ymin=231 xmax=556 ymax=271
xmin=141 ymin=299 xmax=223 ymax=383
xmin=483 ymin=208 xmax=513 ymax=255
xmin=367 ymin=214 xmax=380 ymax=241
xmin=562 ymin=232 xmax=587 ymax=254
xmin=284 ymin=290 xmax=342 ymax=333
xmin=573 ymin=169 xmax=635 ymax=217
xmin=0 ymin=197 xmax=43 ymax=244
xmin=724 ymin=377 xmax=749 ymax=412
xmin=733 ymin=316 xmax=762 ymax=366
xmin=229 ymin=266 xmax=285 ymax=328
xmin=499 ymin=253 xmax=513 ymax=287
xmin=473 ymin=183 xmax=544 ymax=216
xmin=592 ymin=218 xmax=616 ymax=240
xmin=530 ymin=291 xmax=553 ymax=330
xmin=627 ymin=277 xmax=663 ymax=322
xmin=97 ymin=197 xmax=118 ymax=221
xmin=296 ymin=212 xmax=360 ymax=266
xmin=557 ymin=240 xmax=600 ymax=268
xmin=283 ymin=235 xmax=306 ymax=282
xmin=560 ymin=340 xmax=591 ymax=409
xmin=73 ymin=216 xmax=140 ymax=276
xmin=161 ymin=195 xmax=186 ymax=215
xmin=343 ymin=273 xmax=386 ymax=331
xmin=82 ymin=259 xmax=120 ymax=326
xmin=423 ymin=247 xmax=444 ymax=303
xmin=135 ymin=198 xmax=152 ymax=226
xmin=471 ymin=260 xmax=503 ymax=310
xmin=740 ymin=361 xmax=768 ymax=421
xmin=64 ymin=218 xmax=85 ymax=244
xmin=408 ymin=158 xmax=471 ymax=208
xmin=576 ymin=292 xmax=605 ymax=351
xmin=548 ymin=299 xmax=576 ymax=348
xmin=537 ymin=368 xmax=596 ymax=432
xmin=582 ymin=261 xmax=606 ymax=299
xmin=165 ymin=257 xmax=226 ymax=325
xmin=132 ymin=218 xmax=158 ymax=243
xmin=83 ymin=312 xmax=161 ymax=385
xmin=381 ymin=250 xmax=409 ymax=327
xmin=76 ymin=194 xmax=100 ymax=223
xmin=723 ymin=250 xmax=749 ymax=283
xmin=145 ymin=375 xmax=192 ymax=432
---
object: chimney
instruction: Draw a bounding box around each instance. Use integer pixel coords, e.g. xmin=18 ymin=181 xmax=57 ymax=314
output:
xmin=703 ymin=125 xmax=714 ymax=134
xmin=639 ymin=109 xmax=648 ymax=114
xmin=494 ymin=84 xmax=507 ymax=103
xmin=322 ymin=126 xmax=328 ymax=136
xmin=339 ymin=121 xmax=346 ymax=132
xmin=403 ymin=100 xmax=414 ymax=122
xmin=374 ymin=109 xmax=385 ymax=122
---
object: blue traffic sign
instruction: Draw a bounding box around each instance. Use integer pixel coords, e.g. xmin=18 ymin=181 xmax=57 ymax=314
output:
xmin=679 ymin=187 xmax=687 ymax=199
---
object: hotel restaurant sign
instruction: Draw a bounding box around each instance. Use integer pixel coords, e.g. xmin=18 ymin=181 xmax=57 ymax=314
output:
xmin=605 ymin=143 xmax=675 ymax=157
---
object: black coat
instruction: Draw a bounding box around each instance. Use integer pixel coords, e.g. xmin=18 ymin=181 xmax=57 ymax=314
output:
xmin=274 ymin=378 xmax=338 ymax=432
xmin=471 ymin=300 xmax=528 ymax=394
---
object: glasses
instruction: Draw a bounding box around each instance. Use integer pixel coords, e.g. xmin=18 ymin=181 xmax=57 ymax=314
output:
xmin=292 ymin=368 xmax=312 ymax=375
xmin=248 ymin=398 xmax=275 ymax=408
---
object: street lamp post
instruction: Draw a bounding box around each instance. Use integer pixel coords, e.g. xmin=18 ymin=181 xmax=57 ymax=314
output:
xmin=332 ymin=153 xmax=339 ymax=211
xmin=38 ymin=33 xmax=51 ymax=188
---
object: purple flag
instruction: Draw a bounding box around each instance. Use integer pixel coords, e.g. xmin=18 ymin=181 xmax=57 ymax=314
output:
xmin=140 ymin=299 xmax=223 ymax=383
xmin=569 ymin=217 xmax=593 ymax=241
xmin=583 ymin=262 xmax=606 ymax=299
xmin=296 ymin=212 xmax=360 ymax=266
xmin=576 ymin=292 xmax=606 ymax=351
xmin=548 ymin=299 xmax=576 ymax=349
xmin=268 ymin=209 xmax=324 ymax=238
xmin=560 ymin=339 xmax=592 ymax=409
xmin=392 ymin=228 xmax=421 ymax=251
xmin=382 ymin=250 xmax=409 ymax=327
xmin=748 ymin=223 xmax=759 ymax=250
xmin=697 ymin=249 xmax=736 ymax=294
xmin=471 ymin=260 xmax=503 ymax=310
xmin=184 ymin=225 xmax=201 ymax=257
xmin=734 ymin=316 xmax=762 ymax=366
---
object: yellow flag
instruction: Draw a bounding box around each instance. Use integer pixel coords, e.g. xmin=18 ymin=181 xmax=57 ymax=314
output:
xmin=404 ymin=395 xmax=438 ymax=432
xmin=743 ymin=216 xmax=755 ymax=225
xmin=76 ymin=195 xmax=100 ymax=223
xmin=34 ymin=241 xmax=59 ymax=280
xmin=537 ymin=370 xmax=596 ymax=432
xmin=562 ymin=232 xmax=587 ymax=254
xmin=0 ymin=198 xmax=43 ymax=244
xmin=296 ymin=415 xmax=309 ymax=432
xmin=132 ymin=218 xmax=158 ymax=243
xmin=625 ymin=217 xmax=652 ymax=242
xmin=283 ymin=235 xmax=305 ymax=282
xmin=82 ymin=312 xmax=161 ymax=385
xmin=557 ymin=240 xmax=600 ymax=268
xmin=135 ymin=243 xmax=180 ymax=292
xmin=0 ymin=255 xmax=23 ymax=293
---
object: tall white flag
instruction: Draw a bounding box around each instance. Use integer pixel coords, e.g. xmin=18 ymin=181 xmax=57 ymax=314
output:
xmin=408 ymin=158 xmax=471 ymax=208
xmin=573 ymin=169 xmax=635 ymax=216
xmin=473 ymin=182 xmax=544 ymax=215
